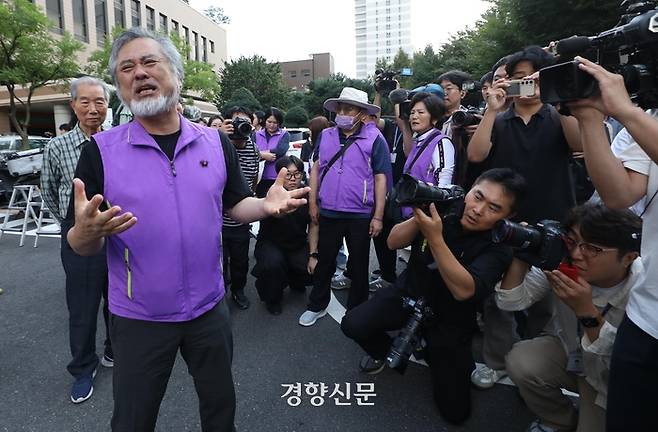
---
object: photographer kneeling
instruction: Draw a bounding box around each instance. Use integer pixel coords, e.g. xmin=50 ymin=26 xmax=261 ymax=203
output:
xmin=341 ymin=168 xmax=525 ymax=424
xmin=498 ymin=203 xmax=642 ymax=432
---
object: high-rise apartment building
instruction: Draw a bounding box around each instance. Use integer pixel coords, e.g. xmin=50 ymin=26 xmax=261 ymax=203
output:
xmin=354 ymin=0 xmax=412 ymax=79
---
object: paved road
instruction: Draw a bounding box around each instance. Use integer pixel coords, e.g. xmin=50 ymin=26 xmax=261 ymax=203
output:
xmin=0 ymin=234 xmax=534 ymax=432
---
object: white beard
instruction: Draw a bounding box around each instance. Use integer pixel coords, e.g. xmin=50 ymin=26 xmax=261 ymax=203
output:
xmin=128 ymin=88 xmax=179 ymax=117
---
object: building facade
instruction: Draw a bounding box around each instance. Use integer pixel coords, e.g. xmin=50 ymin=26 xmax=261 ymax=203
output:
xmin=354 ymin=0 xmax=412 ymax=79
xmin=0 ymin=0 xmax=228 ymax=135
xmin=279 ymin=53 xmax=334 ymax=91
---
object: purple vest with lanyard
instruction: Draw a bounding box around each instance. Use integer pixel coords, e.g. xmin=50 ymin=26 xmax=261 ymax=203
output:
xmin=95 ymin=115 xmax=227 ymax=322
xmin=256 ymin=129 xmax=286 ymax=180
xmin=318 ymin=125 xmax=379 ymax=213
xmin=401 ymin=129 xmax=447 ymax=218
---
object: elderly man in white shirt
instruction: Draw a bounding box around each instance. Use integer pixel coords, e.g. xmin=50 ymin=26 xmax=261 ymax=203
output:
xmin=496 ymin=203 xmax=642 ymax=432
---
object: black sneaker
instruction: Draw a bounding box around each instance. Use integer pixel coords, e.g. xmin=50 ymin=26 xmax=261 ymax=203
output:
xmin=359 ymin=355 xmax=385 ymax=375
xmin=231 ymin=291 xmax=251 ymax=310
xmin=265 ymin=302 xmax=282 ymax=315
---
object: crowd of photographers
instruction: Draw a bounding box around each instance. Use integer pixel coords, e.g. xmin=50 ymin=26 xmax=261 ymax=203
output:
xmin=37 ymin=12 xmax=658 ymax=430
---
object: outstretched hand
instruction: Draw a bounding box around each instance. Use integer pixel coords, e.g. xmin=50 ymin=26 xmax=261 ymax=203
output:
xmin=71 ymin=178 xmax=137 ymax=241
xmin=264 ymin=168 xmax=310 ymax=217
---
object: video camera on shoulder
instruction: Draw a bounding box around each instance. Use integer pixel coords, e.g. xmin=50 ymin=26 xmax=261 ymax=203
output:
xmin=395 ymin=174 xmax=465 ymax=216
xmin=229 ymin=117 xmax=253 ymax=141
xmin=539 ymin=1 xmax=658 ymax=109
xmin=492 ymin=219 xmax=567 ymax=270
xmin=375 ymin=67 xmax=413 ymax=96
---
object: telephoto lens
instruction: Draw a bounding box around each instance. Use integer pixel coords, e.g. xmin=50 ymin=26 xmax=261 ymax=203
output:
xmin=491 ymin=220 xmax=543 ymax=251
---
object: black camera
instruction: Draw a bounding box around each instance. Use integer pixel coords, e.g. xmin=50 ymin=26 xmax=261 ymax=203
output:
xmin=229 ymin=117 xmax=253 ymax=141
xmin=395 ymin=174 xmax=465 ymax=213
xmin=386 ymin=296 xmax=433 ymax=372
xmin=492 ymin=219 xmax=567 ymax=270
xmin=375 ymin=68 xmax=414 ymax=96
xmin=451 ymin=108 xmax=483 ymax=129
xmin=540 ymin=2 xmax=658 ymax=108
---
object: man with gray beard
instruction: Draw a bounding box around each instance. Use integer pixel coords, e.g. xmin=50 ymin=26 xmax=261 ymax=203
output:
xmin=64 ymin=28 xmax=310 ymax=431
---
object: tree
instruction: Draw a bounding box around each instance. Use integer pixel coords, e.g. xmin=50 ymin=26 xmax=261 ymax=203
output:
xmin=284 ymin=106 xmax=308 ymax=128
xmin=217 ymin=55 xmax=290 ymax=111
xmin=221 ymin=87 xmax=262 ymax=114
xmin=86 ymin=26 xmax=126 ymax=83
xmin=204 ymin=5 xmax=230 ymax=25
xmin=0 ymin=0 xmax=82 ymax=149
xmin=304 ymin=73 xmax=373 ymax=117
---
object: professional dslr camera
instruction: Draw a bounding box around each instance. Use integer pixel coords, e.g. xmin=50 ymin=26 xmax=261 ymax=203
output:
xmin=386 ymin=296 xmax=433 ymax=372
xmin=395 ymin=174 xmax=465 ymax=217
xmin=539 ymin=1 xmax=658 ymax=109
xmin=229 ymin=117 xmax=253 ymax=141
xmin=375 ymin=67 xmax=414 ymax=96
xmin=492 ymin=219 xmax=567 ymax=270
xmin=451 ymin=107 xmax=483 ymax=129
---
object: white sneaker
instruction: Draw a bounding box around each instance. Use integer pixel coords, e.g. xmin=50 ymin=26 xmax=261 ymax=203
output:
xmin=470 ymin=365 xmax=507 ymax=389
xmin=368 ymin=277 xmax=393 ymax=292
xmin=298 ymin=309 xmax=327 ymax=327
xmin=526 ymin=420 xmax=558 ymax=432
xmin=331 ymin=274 xmax=351 ymax=290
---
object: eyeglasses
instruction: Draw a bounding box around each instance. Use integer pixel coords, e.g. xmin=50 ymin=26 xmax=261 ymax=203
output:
xmin=563 ymin=236 xmax=617 ymax=258
xmin=285 ymin=171 xmax=302 ymax=180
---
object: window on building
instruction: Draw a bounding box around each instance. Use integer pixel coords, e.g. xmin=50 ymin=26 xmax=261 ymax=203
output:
xmin=95 ymin=0 xmax=107 ymax=47
xmin=72 ymin=0 xmax=88 ymax=42
xmin=131 ymin=0 xmax=140 ymax=27
xmin=210 ymin=40 xmax=215 ymax=53
xmin=289 ymin=70 xmax=297 ymax=78
xmin=183 ymin=26 xmax=190 ymax=59
xmin=193 ymin=31 xmax=199 ymax=60
xmin=145 ymin=6 xmax=154 ymax=31
xmin=202 ymin=36 xmax=207 ymax=62
xmin=46 ymin=0 xmax=64 ymax=33
xmin=114 ymin=0 xmax=124 ymax=28
xmin=302 ymin=69 xmax=311 ymax=77
xmin=171 ymin=20 xmax=179 ymax=34
xmin=159 ymin=14 xmax=167 ymax=33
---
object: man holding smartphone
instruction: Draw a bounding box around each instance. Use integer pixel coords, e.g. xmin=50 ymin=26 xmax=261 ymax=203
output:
xmin=497 ymin=203 xmax=642 ymax=432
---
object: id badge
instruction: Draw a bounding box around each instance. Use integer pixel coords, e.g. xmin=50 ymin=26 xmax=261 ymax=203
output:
xmin=566 ymin=349 xmax=584 ymax=376
xmin=391 ymin=153 xmax=397 ymax=163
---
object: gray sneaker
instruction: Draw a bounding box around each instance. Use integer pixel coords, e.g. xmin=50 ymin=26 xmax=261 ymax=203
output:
xmin=369 ymin=277 xmax=393 ymax=292
xmin=526 ymin=420 xmax=558 ymax=432
xmin=470 ymin=365 xmax=507 ymax=389
xmin=298 ymin=309 xmax=327 ymax=327
xmin=331 ymin=274 xmax=351 ymax=290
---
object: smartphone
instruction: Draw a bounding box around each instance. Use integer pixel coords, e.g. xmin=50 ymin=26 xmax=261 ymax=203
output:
xmin=506 ymin=79 xmax=536 ymax=97
xmin=557 ymin=262 xmax=580 ymax=282
xmin=399 ymin=67 xmax=413 ymax=77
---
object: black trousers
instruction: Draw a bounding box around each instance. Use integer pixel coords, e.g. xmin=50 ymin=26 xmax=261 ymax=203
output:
xmin=255 ymin=179 xmax=275 ymax=198
xmin=252 ymin=240 xmax=310 ymax=304
xmin=371 ymin=216 xmax=397 ymax=283
xmin=222 ymin=224 xmax=251 ymax=293
xmin=607 ymin=315 xmax=658 ymax=431
xmin=341 ymin=285 xmax=475 ymax=425
xmin=60 ymin=221 xmax=111 ymax=379
xmin=308 ymin=216 xmax=371 ymax=312
xmin=110 ymin=299 xmax=235 ymax=432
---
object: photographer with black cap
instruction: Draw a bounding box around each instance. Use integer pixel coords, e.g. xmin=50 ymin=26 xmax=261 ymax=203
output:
xmin=341 ymin=168 xmax=525 ymax=425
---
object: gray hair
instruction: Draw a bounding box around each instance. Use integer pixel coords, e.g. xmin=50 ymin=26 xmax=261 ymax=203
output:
xmin=108 ymin=27 xmax=185 ymax=90
xmin=70 ymin=76 xmax=110 ymax=101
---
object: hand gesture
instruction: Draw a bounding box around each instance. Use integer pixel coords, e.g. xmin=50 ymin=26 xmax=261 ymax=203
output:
xmin=71 ymin=178 xmax=137 ymax=241
xmin=413 ymin=203 xmax=443 ymax=242
xmin=544 ymin=269 xmax=595 ymax=316
xmin=264 ymin=168 xmax=311 ymax=217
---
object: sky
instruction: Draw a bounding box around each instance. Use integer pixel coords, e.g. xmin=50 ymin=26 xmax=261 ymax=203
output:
xmin=189 ymin=0 xmax=492 ymax=78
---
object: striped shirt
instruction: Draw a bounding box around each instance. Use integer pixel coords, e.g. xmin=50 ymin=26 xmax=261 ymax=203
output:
xmin=223 ymin=137 xmax=260 ymax=227
xmin=40 ymin=125 xmax=92 ymax=222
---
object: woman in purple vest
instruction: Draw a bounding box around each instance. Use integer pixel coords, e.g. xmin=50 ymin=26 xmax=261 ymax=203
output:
xmin=255 ymin=107 xmax=291 ymax=197
xmin=400 ymin=92 xmax=457 ymax=219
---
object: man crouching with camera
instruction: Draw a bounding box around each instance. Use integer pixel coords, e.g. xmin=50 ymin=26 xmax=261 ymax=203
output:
xmin=341 ymin=168 xmax=525 ymax=424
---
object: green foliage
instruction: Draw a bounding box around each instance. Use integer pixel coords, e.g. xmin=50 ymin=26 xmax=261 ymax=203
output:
xmin=85 ymin=26 xmax=125 ymax=83
xmin=217 ymin=55 xmax=290 ymax=111
xmin=204 ymin=5 xmax=230 ymax=25
xmin=0 ymin=0 xmax=83 ymax=149
xmin=284 ymin=106 xmax=309 ymax=128
xmin=304 ymin=73 xmax=373 ymax=117
xmin=221 ymin=87 xmax=262 ymax=114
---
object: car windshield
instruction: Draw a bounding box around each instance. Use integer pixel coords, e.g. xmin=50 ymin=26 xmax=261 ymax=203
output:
xmin=0 ymin=138 xmax=16 ymax=151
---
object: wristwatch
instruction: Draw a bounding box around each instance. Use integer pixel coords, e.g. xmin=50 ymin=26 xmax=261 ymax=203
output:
xmin=578 ymin=316 xmax=601 ymax=328
xmin=309 ymin=252 xmax=319 ymax=259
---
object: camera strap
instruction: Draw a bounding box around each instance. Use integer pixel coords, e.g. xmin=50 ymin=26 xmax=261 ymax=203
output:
xmin=320 ymin=137 xmax=358 ymax=184
xmin=404 ymin=129 xmax=443 ymax=175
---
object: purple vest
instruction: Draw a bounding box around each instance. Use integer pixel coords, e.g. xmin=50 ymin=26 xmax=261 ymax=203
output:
xmin=255 ymin=129 xmax=287 ymax=180
xmin=95 ymin=116 xmax=227 ymax=322
xmin=317 ymin=125 xmax=379 ymax=213
xmin=401 ymin=130 xmax=448 ymax=218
